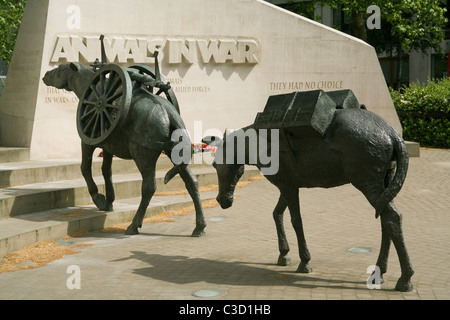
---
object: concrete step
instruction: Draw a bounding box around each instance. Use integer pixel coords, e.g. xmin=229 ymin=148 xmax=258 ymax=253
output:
xmin=405 ymin=141 xmax=420 ymax=157
xmin=0 ymin=155 xmax=173 ymax=188
xmin=0 ymin=148 xmax=30 ymax=164
xmin=0 ymin=148 xmax=261 ymax=257
xmin=0 ymin=165 xmax=260 ymax=219
xmin=0 ymin=190 xmax=220 ymax=257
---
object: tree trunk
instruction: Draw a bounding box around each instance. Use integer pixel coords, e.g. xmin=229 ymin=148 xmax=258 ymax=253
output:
xmin=395 ymin=40 xmax=403 ymax=90
xmin=351 ymin=11 xmax=367 ymax=42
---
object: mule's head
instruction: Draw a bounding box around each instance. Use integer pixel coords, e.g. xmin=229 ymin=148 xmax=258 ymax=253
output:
xmin=205 ymin=135 xmax=245 ymax=209
xmin=42 ymin=63 xmax=94 ymax=98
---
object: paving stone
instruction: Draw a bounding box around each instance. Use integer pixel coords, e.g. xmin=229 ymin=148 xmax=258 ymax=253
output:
xmin=0 ymin=148 xmax=448 ymax=300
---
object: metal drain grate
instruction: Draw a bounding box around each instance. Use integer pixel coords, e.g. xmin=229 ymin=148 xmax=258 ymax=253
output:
xmin=192 ymin=289 xmax=227 ymax=298
xmin=57 ymin=241 xmax=75 ymax=247
xmin=209 ymin=217 xmax=227 ymax=222
xmin=347 ymin=247 xmax=372 ymax=253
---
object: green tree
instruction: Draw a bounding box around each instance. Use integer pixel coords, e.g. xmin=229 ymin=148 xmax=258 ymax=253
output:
xmin=323 ymin=0 xmax=373 ymax=41
xmin=284 ymin=0 xmax=321 ymax=21
xmin=286 ymin=0 xmax=448 ymax=89
xmin=0 ymin=0 xmax=26 ymax=65
xmin=379 ymin=0 xmax=448 ymax=89
xmin=286 ymin=0 xmax=374 ymax=40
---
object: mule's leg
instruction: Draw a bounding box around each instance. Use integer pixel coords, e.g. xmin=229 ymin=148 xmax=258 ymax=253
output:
xmin=374 ymin=164 xmax=396 ymax=283
xmin=358 ymin=188 xmax=393 ymax=287
xmin=179 ymin=167 xmax=207 ymax=237
xmin=280 ymin=187 xmax=312 ymax=273
xmin=379 ymin=202 xmax=414 ymax=291
xmin=101 ymin=150 xmax=114 ymax=211
xmin=125 ymin=166 xmax=156 ymax=235
xmin=273 ymin=194 xmax=290 ymax=266
xmin=374 ymin=221 xmax=391 ymax=285
xmin=350 ymin=165 xmax=413 ymax=291
xmin=81 ymin=143 xmax=108 ymax=210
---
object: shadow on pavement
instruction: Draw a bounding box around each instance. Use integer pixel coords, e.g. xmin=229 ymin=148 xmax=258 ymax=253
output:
xmin=113 ymin=251 xmax=371 ymax=291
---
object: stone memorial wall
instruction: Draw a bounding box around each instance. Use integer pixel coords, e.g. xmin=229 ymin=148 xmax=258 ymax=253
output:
xmin=0 ymin=0 xmax=401 ymax=159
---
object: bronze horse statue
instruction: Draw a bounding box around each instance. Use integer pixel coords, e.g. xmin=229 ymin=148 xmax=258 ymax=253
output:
xmin=207 ymin=103 xmax=414 ymax=291
xmin=43 ymin=63 xmax=207 ymax=237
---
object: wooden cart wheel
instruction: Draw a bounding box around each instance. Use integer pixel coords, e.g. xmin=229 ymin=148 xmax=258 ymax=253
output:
xmin=129 ymin=64 xmax=180 ymax=114
xmin=77 ymin=64 xmax=132 ymax=145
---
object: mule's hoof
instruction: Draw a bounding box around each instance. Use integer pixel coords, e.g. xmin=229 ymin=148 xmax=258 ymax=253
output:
xmin=395 ymin=277 xmax=413 ymax=292
xmin=277 ymin=255 xmax=291 ymax=266
xmin=93 ymin=194 xmax=107 ymax=210
xmin=369 ymin=272 xmax=385 ymax=285
xmin=104 ymin=202 xmax=113 ymax=212
xmin=124 ymin=225 xmax=139 ymax=235
xmin=296 ymin=262 xmax=312 ymax=273
xmin=191 ymin=227 xmax=206 ymax=237
xmin=93 ymin=194 xmax=114 ymax=211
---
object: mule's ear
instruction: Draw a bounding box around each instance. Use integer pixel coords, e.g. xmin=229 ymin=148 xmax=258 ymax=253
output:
xmin=70 ymin=63 xmax=80 ymax=72
xmin=202 ymin=136 xmax=223 ymax=147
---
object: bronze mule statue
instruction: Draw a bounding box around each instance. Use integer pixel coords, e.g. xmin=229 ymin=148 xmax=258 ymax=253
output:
xmin=43 ymin=63 xmax=207 ymax=237
xmin=206 ymin=90 xmax=414 ymax=291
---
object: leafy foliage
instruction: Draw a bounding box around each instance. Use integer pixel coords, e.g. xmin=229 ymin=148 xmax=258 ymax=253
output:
xmin=284 ymin=0 xmax=323 ymax=21
xmin=390 ymin=78 xmax=450 ymax=148
xmin=0 ymin=0 xmax=26 ymax=65
xmin=286 ymin=0 xmax=448 ymax=88
xmin=381 ymin=0 xmax=448 ymax=54
xmin=313 ymin=0 xmax=448 ymax=50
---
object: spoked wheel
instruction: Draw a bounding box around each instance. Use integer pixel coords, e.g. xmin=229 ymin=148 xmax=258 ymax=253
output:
xmin=129 ymin=64 xmax=180 ymax=114
xmin=77 ymin=64 xmax=132 ymax=145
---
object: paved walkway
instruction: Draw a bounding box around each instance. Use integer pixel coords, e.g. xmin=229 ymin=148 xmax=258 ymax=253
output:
xmin=0 ymin=148 xmax=449 ymax=301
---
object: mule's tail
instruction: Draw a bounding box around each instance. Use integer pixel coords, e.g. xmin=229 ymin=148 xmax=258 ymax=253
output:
xmin=375 ymin=134 xmax=409 ymax=218
xmin=162 ymin=104 xmax=191 ymax=184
